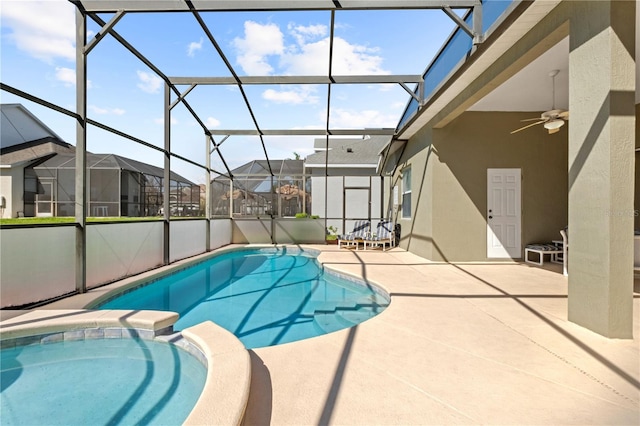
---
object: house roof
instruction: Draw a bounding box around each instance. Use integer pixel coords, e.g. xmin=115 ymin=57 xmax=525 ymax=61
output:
xmin=0 ymin=137 xmax=75 ymax=167
xmin=34 ymin=152 xmax=194 ymax=185
xmin=1 ymin=104 xmax=73 ymax=167
xmin=1 ymin=104 xmax=64 ymax=149
xmin=305 ymin=135 xmax=391 ymax=167
xmin=211 ymin=159 xmax=304 ymax=194
xmin=224 ymin=159 xmax=304 ymax=177
xmin=1 ymin=104 xmax=193 ymax=184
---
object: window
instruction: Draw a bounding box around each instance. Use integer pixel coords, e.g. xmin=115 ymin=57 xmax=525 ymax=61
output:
xmin=402 ymin=167 xmax=411 ymax=219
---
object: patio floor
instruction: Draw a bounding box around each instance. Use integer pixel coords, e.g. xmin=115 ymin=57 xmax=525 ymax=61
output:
xmin=243 ymin=245 xmax=639 ymax=425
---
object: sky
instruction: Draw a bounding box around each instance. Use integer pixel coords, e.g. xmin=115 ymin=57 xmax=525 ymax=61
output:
xmin=1 ymin=0 xmax=462 ymax=183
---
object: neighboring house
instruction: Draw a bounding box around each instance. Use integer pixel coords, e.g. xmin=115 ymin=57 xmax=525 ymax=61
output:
xmin=0 ymin=104 xmax=198 ymax=218
xmin=210 ymin=137 xmax=391 ymax=234
xmin=305 ymin=135 xmax=391 ymax=234
xmin=1 ymin=104 xmax=74 ymax=218
xmin=210 ymin=160 xmax=306 ymax=218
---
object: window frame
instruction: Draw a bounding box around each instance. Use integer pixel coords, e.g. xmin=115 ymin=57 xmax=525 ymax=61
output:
xmin=401 ymin=166 xmax=412 ymax=219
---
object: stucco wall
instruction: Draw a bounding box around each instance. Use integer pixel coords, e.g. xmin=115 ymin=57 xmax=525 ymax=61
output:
xmin=635 ymin=104 xmax=640 ymax=231
xmin=397 ymin=111 xmax=569 ymax=261
xmin=0 ymin=167 xmax=24 ymax=218
xmin=395 ymin=126 xmax=435 ymax=258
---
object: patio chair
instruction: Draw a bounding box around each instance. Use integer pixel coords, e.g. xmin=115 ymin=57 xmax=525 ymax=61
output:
xmin=338 ymin=220 xmax=371 ymax=249
xmin=363 ymin=220 xmax=395 ymax=251
xmin=559 ymin=228 xmax=568 ymax=276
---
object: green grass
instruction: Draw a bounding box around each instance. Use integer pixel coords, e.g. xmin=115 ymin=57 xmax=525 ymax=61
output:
xmin=0 ymin=217 xmax=75 ymax=225
xmin=0 ymin=216 xmax=205 ymax=225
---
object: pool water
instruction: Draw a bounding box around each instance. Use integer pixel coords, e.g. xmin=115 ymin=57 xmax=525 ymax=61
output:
xmin=0 ymin=338 xmax=206 ymax=425
xmin=99 ymin=248 xmax=389 ymax=348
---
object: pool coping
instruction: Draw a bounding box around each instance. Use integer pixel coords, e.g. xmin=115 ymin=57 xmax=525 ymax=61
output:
xmin=0 ymin=310 xmax=251 ymax=426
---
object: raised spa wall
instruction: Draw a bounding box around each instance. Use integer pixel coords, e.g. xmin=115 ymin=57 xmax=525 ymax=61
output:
xmin=0 ymin=309 xmax=251 ymax=426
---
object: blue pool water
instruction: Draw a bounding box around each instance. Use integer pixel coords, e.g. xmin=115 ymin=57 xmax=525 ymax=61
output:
xmin=99 ymin=248 xmax=389 ymax=348
xmin=0 ymin=338 xmax=206 ymax=425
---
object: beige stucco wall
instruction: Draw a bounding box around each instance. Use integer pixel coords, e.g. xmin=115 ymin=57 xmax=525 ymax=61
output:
xmin=635 ymin=103 xmax=640 ymax=231
xmin=396 ymin=111 xmax=569 ymax=262
xmin=0 ymin=166 xmax=24 ymax=218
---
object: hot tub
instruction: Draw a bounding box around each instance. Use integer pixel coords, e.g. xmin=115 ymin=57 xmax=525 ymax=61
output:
xmin=0 ymin=310 xmax=250 ymax=425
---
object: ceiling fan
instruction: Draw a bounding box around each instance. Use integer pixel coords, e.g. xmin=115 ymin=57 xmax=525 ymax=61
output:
xmin=511 ymin=69 xmax=569 ymax=135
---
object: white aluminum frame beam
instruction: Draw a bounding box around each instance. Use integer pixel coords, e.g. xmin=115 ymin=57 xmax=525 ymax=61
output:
xmin=207 ymin=129 xmax=396 ymax=136
xmin=75 ymin=0 xmax=478 ymax=13
xmin=168 ymin=75 xmax=423 ymax=85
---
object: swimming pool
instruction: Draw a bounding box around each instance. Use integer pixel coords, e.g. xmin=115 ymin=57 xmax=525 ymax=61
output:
xmin=0 ymin=337 xmax=206 ymax=425
xmin=98 ymin=247 xmax=389 ymax=348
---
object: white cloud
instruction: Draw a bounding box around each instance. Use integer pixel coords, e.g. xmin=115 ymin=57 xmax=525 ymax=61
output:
xmin=280 ymin=38 xmax=329 ymax=75
xmin=262 ymin=86 xmax=319 ymax=105
xmin=88 ymin=105 xmax=125 ymax=115
xmin=281 ymin=29 xmax=388 ymax=76
xmin=187 ymin=38 xmax=203 ymax=57
xmin=55 ymin=67 xmax=76 ymax=86
xmin=288 ymin=23 xmax=327 ymax=45
xmin=2 ymin=0 xmax=75 ymax=63
xmin=327 ymin=38 xmax=387 ymax=75
xmin=329 ymin=108 xmax=398 ymax=129
xmin=136 ymin=70 xmax=163 ymax=94
xmin=206 ymin=117 xmax=220 ymax=128
xmin=233 ymin=21 xmax=284 ymax=75
xmin=54 ymin=67 xmax=92 ymax=88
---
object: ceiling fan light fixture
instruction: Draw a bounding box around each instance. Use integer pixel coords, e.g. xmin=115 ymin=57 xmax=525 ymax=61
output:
xmin=543 ymin=119 xmax=564 ymax=130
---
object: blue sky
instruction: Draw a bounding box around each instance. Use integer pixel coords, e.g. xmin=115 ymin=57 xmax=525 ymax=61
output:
xmin=1 ymin=0 xmax=460 ymax=183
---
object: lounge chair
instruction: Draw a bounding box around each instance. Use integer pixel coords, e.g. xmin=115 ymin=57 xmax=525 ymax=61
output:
xmin=524 ymin=243 xmax=563 ymax=266
xmin=338 ymin=220 xmax=370 ymax=249
xmin=363 ymin=220 xmax=395 ymax=251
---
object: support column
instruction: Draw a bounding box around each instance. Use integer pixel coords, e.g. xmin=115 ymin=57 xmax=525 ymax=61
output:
xmin=75 ymin=8 xmax=87 ymax=294
xmin=163 ymin=83 xmax=171 ymax=265
xmin=205 ymin=135 xmax=212 ymax=252
xmin=567 ymin=0 xmax=636 ymax=338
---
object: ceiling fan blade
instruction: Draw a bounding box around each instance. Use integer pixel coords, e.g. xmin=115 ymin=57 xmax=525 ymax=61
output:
xmin=548 ymin=127 xmax=560 ymax=135
xmin=558 ymin=110 xmax=569 ymax=119
xmin=510 ymin=120 xmax=546 ymax=134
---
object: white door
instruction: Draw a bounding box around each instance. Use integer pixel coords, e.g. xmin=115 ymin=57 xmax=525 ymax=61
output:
xmin=487 ymin=168 xmax=521 ymax=258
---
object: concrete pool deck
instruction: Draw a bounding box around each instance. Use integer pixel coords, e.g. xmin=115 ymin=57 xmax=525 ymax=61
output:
xmin=2 ymin=244 xmax=638 ymax=424
xmin=245 ymin=245 xmax=639 ymax=425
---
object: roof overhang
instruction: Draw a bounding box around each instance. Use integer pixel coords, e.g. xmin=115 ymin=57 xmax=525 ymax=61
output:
xmin=397 ymin=0 xmax=563 ymax=139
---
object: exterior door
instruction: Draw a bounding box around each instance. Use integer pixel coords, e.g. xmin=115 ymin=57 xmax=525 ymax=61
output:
xmin=36 ymin=181 xmax=54 ymax=217
xmin=487 ymin=168 xmax=521 ymax=258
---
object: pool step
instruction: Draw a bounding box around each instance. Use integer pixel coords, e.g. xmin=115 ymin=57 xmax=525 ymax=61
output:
xmin=304 ymin=296 xmax=382 ymax=315
xmin=309 ymin=295 xmax=388 ymax=334
xmin=313 ymin=311 xmax=359 ymax=333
